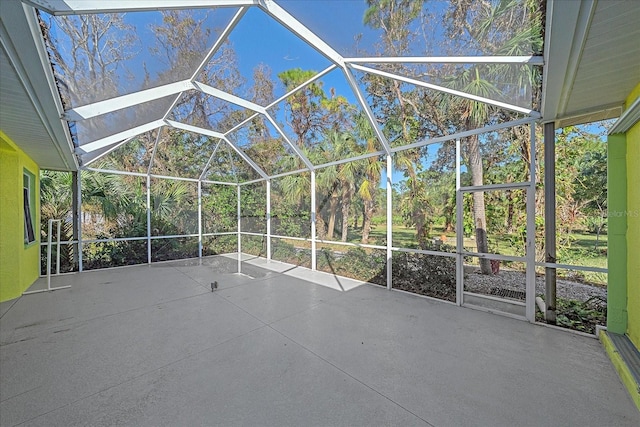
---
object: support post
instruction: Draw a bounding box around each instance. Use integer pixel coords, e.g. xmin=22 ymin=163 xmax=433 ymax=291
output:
xmin=525 ymin=122 xmax=537 ymax=322
xmin=544 ymin=121 xmax=557 ymax=323
xmin=237 ymin=185 xmax=241 ymax=273
xmin=197 ymin=181 xmax=203 ymax=259
xmin=311 ymin=171 xmax=317 ymax=271
xmin=266 ymin=180 xmax=271 ymax=261
xmin=147 ymin=175 xmax=152 ymax=264
xmin=386 ymin=154 xmax=392 ymax=289
xmin=71 ymin=171 xmax=79 ymax=270
xmin=455 ymin=139 xmax=464 ymax=305
xmin=77 ymin=170 xmax=83 ymax=272
xmin=55 ymin=220 xmax=61 ymax=275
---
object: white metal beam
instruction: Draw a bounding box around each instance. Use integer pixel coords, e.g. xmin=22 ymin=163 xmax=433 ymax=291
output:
xmin=81 ymin=135 xmax=135 ymax=167
xmin=220 ymin=135 xmax=269 ymax=180
xmin=22 ymin=0 xmax=258 ymax=15
xmin=199 ymin=139 xmax=223 ymax=181
xmin=163 ymin=119 xmax=268 ymax=179
xmin=162 ymin=7 xmax=248 ymax=122
xmin=165 ymin=119 xmax=226 ymax=139
xmin=224 ymin=112 xmax=260 ymax=136
xmin=455 ymin=139 xmax=463 ymax=306
xmin=198 ymin=181 xmax=203 ymax=258
xmin=351 ymin=63 xmax=540 ymax=118
xmin=314 ymin=150 xmax=385 ymax=171
xmin=266 ymin=64 xmax=337 ymax=110
xmin=266 ymin=179 xmax=271 ymax=260
xmin=190 ymin=7 xmax=249 ymax=83
xmin=386 ymin=154 xmax=392 ymax=290
xmin=263 ymin=113 xmax=314 ymax=170
xmin=342 ymin=67 xmax=392 ymax=154
xmin=76 ymin=119 xmax=165 ymax=154
xmin=193 ymin=81 xmax=266 ymax=114
xmin=345 ymin=56 xmax=543 ymax=65
xmin=390 ymin=116 xmax=535 ymax=153
xmin=310 ymin=170 xmax=316 ymax=270
xmin=146 ymin=175 xmax=152 ymax=264
xmin=64 ymin=80 xmax=194 ymax=121
xmin=525 ymin=123 xmax=536 ymax=322
xmin=147 ymin=126 xmax=164 ymax=175
xmin=258 ymin=0 xmax=344 ymax=67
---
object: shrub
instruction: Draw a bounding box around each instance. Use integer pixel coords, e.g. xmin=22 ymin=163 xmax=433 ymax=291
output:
xmin=334 ymin=248 xmax=385 ymax=281
xmin=537 ymin=295 xmax=606 ymax=334
xmin=372 ymin=251 xmax=456 ymax=301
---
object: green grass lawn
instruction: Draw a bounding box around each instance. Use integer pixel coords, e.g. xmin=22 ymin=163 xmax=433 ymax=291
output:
xmin=284 ymin=221 xmax=608 ymax=286
xmin=365 ymin=223 xmax=607 ymax=285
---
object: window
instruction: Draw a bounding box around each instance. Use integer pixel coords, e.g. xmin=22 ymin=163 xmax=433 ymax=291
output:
xmin=23 ymin=170 xmax=35 ymax=244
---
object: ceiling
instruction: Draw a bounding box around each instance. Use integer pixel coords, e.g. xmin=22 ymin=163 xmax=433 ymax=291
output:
xmin=541 ymin=0 xmax=640 ymax=128
xmin=0 ymin=0 xmax=76 ymax=171
xmin=1 ymin=0 xmax=638 ymax=174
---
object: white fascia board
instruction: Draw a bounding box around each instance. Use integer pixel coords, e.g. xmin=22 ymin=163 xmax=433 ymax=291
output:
xmin=165 ymin=119 xmax=226 ymax=139
xmin=352 ymin=63 xmax=540 ymax=118
xmin=390 ymin=117 xmax=535 ymax=153
xmin=4 ymin=3 xmax=78 ymax=170
xmin=609 ymin=96 xmax=640 ymax=135
xmin=263 ymin=113 xmax=314 ymax=170
xmin=75 ymin=119 xmax=165 ymax=154
xmin=22 ymin=0 xmax=258 ymax=15
xmin=540 ymin=0 xmax=595 ymax=121
xmin=341 ymin=67 xmax=392 ymax=155
xmin=345 ymin=56 xmax=543 ymax=65
xmin=65 ymin=80 xmax=194 ymax=121
xmin=258 ymin=0 xmax=344 ymax=67
xmin=193 ymin=81 xmax=266 ymax=113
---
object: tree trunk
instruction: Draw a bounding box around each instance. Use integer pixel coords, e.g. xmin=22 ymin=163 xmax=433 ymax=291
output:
xmin=414 ymin=209 xmax=429 ymax=249
xmin=505 ymin=189 xmax=515 ymax=234
xmin=315 ymin=210 xmax=326 ymax=240
xmin=327 ymin=190 xmax=339 ymax=240
xmin=444 ymin=204 xmax=454 ymax=232
xmin=361 ymin=200 xmax=374 ymax=244
xmin=340 ymin=181 xmax=353 ymax=242
xmin=468 ymin=135 xmax=492 ymax=274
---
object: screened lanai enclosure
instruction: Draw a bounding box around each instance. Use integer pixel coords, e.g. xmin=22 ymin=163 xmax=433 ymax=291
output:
xmin=25 ymin=0 xmax=607 ymax=329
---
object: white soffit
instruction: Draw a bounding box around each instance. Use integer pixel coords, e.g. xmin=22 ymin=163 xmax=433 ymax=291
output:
xmin=0 ymin=1 xmax=76 ymax=171
xmin=542 ymin=0 xmax=640 ymax=128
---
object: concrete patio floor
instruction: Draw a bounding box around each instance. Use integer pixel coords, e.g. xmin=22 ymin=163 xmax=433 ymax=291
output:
xmin=1 ymin=255 xmax=638 ymax=427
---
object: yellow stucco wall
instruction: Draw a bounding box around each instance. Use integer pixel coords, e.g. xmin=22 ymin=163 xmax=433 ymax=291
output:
xmin=626 ymin=84 xmax=640 ymax=348
xmin=0 ymin=131 xmax=40 ymax=302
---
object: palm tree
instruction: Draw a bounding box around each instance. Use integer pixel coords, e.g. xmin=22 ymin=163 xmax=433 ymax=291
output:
xmin=40 ymin=171 xmax=75 ymax=272
xmin=442 ymin=0 xmax=543 ymax=274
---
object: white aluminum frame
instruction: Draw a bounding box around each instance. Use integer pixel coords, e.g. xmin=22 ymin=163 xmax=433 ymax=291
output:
xmin=24 ymin=219 xmax=71 ymax=295
xmin=28 ymin=0 xmax=611 ymax=330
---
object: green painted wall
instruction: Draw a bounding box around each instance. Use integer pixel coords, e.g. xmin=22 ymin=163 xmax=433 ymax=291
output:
xmin=607 ymin=132 xmax=628 ymax=334
xmin=0 ymin=131 xmax=40 ymax=302
xmin=607 ymin=82 xmax=640 ymax=347
xmin=626 ymin=85 xmax=640 ymax=348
